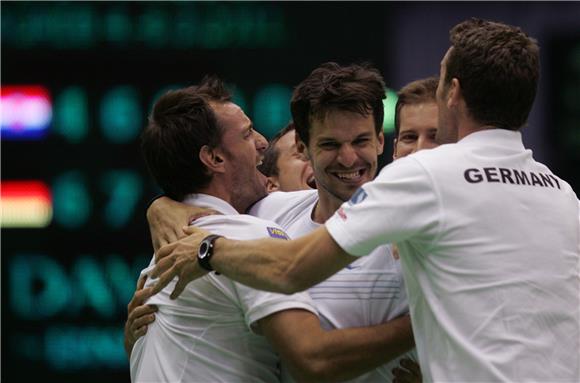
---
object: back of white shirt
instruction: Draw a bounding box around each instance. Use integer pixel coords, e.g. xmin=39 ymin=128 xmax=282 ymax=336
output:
xmin=131 ymin=204 xmax=317 ymax=383
xmin=326 ymin=130 xmax=580 ymax=382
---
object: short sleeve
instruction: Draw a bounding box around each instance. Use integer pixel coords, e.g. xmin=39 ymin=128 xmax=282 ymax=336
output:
xmin=236 ymin=284 xmax=318 ymax=333
xmin=326 ymin=157 xmax=442 ymax=256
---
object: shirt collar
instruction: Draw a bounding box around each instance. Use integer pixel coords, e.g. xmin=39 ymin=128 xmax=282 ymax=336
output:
xmin=457 ymin=129 xmax=525 ymax=151
xmin=181 ymin=193 xmax=239 ymax=215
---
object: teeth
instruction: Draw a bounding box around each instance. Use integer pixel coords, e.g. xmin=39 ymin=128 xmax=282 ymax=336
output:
xmin=336 ymin=171 xmax=361 ymax=180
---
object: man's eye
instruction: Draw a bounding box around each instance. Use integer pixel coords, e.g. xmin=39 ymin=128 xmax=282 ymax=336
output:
xmin=320 ymin=142 xmax=338 ymax=149
xmin=400 ymin=134 xmax=417 ymax=142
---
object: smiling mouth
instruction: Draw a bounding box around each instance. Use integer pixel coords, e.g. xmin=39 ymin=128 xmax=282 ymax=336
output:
xmin=331 ymin=169 xmax=366 ymax=183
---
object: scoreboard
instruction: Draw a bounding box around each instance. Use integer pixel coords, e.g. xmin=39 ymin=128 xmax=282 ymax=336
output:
xmin=1 ymin=2 xmax=391 ymax=381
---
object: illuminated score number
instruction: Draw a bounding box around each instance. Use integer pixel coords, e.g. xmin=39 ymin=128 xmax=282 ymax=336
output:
xmin=52 ymin=83 xmax=296 ymax=143
xmin=52 ymin=170 xmax=142 ymax=229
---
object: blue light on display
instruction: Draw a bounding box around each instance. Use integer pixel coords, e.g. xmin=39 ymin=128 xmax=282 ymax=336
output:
xmin=253 ymin=84 xmax=292 ymax=138
xmin=9 ymin=253 xmax=149 ymax=370
xmin=44 ymin=326 xmax=126 ymax=369
xmin=53 ymin=86 xmax=89 ymax=143
xmin=100 ymin=170 xmax=143 ymax=229
xmin=10 ymin=254 xmax=71 ymax=320
xmin=52 ymin=171 xmax=92 ymax=229
xmin=99 ymin=86 xmax=142 ymax=143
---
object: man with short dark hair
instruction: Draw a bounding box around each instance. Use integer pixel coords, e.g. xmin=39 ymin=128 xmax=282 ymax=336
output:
xmin=131 ymin=77 xmax=414 ymax=383
xmin=258 ymin=122 xmax=315 ymax=193
xmin=149 ymin=19 xmax=580 ymax=382
xmin=393 ymin=77 xmax=439 ymax=159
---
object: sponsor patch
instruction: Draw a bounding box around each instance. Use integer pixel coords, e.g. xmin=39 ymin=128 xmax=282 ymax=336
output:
xmin=337 ymin=207 xmax=347 ymax=221
xmin=348 ymin=188 xmax=367 ymax=205
xmin=267 ymin=227 xmax=289 ymax=240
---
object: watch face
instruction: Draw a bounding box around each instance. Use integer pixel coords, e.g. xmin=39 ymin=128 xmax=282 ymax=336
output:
xmin=199 ymin=241 xmax=210 ymax=258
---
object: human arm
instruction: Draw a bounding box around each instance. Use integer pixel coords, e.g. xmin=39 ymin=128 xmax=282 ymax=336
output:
xmin=147 ymin=196 xmax=218 ymax=252
xmin=259 ymin=309 xmax=414 ymax=383
xmin=150 ymin=224 xmax=357 ymax=298
xmin=124 ymin=275 xmax=157 ymax=358
xmin=393 ymin=358 xmax=422 ymax=383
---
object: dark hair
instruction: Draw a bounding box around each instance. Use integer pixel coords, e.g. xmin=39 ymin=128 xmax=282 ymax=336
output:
xmin=141 ymin=76 xmax=232 ymax=200
xmin=394 ymin=76 xmax=439 ymax=137
xmin=258 ymin=122 xmax=295 ymax=177
xmin=291 ymin=62 xmax=386 ymax=145
xmin=445 ymin=18 xmax=539 ymax=130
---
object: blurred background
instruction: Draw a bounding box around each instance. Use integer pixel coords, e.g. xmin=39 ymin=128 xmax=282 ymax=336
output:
xmin=1 ymin=2 xmax=579 ymax=382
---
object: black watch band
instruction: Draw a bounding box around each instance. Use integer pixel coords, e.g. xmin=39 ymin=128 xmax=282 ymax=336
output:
xmin=198 ymin=234 xmax=223 ymax=272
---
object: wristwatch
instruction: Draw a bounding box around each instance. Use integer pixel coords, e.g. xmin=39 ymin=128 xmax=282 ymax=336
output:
xmin=198 ymin=234 xmax=223 ymax=273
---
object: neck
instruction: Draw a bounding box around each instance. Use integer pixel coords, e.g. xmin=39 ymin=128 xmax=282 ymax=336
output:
xmin=312 ymin=188 xmax=345 ymax=224
xmin=457 ymin=115 xmax=498 ymax=141
xmin=197 ymin=178 xmax=246 ymax=213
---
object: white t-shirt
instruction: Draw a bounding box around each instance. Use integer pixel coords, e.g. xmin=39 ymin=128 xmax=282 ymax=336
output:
xmin=251 ymin=190 xmax=417 ymax=383
xmin=130 ymin=194 xmax=317 ymax=383
xmin=326 ymin=129 xmax=580 ymax=382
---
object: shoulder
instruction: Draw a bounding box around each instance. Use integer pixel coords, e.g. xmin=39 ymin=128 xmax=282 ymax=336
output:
xmin=249 ymin=189 xmax=318 ymax=223
xmin=194 ymin=214 xmax=291 ymax=241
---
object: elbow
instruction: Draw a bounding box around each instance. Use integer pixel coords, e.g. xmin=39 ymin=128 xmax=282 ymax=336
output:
xmin=290 ymin=358 xmax=335 ymax=383
xmin=277 ymin=270 xmax=311 ymax=295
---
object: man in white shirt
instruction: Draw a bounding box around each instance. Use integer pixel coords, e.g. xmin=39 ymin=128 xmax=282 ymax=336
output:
xmin=148 ymin=19 xmax=580 ymax=382
xmin=131 ymin=77 xmax=413 ymax=382
xmin=129 ymin=67 xmax=442 ymax=382
xmin=257 ymin=122 xmax=316 ymax=193
xmin=393 ymin=76 xmax=439 ymax=160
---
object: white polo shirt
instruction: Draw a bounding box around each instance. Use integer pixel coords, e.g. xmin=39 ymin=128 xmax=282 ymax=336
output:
xmin=326 ymin=129 xmax=580 ymax=382
xmin=251 ymin=190 xmax=417 ymax=383
xmin=130 ymin=194 xmax=317 ymax=383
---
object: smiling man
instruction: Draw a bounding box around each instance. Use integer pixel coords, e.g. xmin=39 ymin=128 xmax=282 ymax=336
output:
xmin=148 ymin=19 xmax=580 ymax=382
xmin=130 ymin=76 xmax=414 ymax=383
xmin=393 ymin=77 xmax=439 ymax=159
xmin=257 ymin=122 xmax=316 ymax=193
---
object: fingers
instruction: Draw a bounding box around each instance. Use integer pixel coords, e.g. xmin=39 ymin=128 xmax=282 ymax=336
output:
xmin=129 ymin=310 xmax=157 ymax=331
xmin=150 ymin=267 xmax=178 ymax=295
xmin=128 ymin=303 xmax=158 ymax=322
xmin=136 ymin=273 xmax=148 ymax=290
xmin=400 ymin=358 xmax=421 ymax=375
xmin=182 ymin=225 xmax=197 ymax=234
xmin=392 ymin=366 xmax=415 ymax=383
xmin=155 ymin=241 xmax=179 ymax=263
xmin=170 ymin=278 xmax=188 ymax=300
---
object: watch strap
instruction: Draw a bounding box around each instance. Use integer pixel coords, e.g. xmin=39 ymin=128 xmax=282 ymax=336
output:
xmin=198 ymin=234 xmax=223 ymax=272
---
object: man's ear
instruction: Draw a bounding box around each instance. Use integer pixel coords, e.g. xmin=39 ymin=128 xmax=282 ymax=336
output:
xmin=447 ymin=78 xmax=462 ymax=109
xmin=376 ymin=131 xmax=385 ymax=156
xmin=266 ymin=176 xmax=280 ymax=193
xmin=295 ymin=136 xmax=310 ymax=161
xmin=392 ymin=138 xmax=399 ymax=160
xmin=199 ymin=145 xmax=226 ymax=174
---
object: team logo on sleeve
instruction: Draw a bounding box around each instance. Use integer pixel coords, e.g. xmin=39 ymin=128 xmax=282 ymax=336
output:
xmin=348 ymin=188 xmax=367 ymax=205
xmin=267 ymin=227 xmax=289 ymax=240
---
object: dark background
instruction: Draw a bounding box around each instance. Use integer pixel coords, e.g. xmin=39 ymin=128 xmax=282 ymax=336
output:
xmin=2 ymin=2 xmax=579 ymax=382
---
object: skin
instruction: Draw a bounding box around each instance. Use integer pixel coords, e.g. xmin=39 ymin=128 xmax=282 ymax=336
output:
xmin=204 ymin=101 xmax=269 ymax=213
xmin=266 ymin=129 xmax=315 ymax=193
xmin=302 ymin=111 xmax=384 ymax=223
xmin=130 ymin=107 xmax=422 ymax=382
xmin=146 ymin=45 xmax=486 ymax=295
xmin=393 ymin=102 xmax=438 ymax=159
xmin=128 ymin=101 xmax=416 ymax=381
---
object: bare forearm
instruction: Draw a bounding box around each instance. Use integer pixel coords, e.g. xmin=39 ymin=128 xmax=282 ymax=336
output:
xmin=211 ymin=227 xmax=356 ymax=293
xmin=262 ymin=311 xmax=414 ymax=383
xmin=304 ymin=315 xmax=414 ymax=382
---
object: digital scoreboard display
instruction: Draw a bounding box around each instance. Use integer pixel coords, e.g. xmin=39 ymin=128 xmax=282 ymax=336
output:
xmin=1 ymin=2 xmax=391 ymax=381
